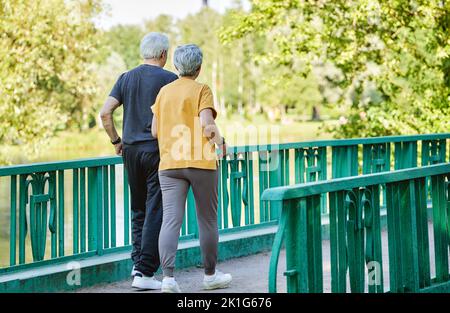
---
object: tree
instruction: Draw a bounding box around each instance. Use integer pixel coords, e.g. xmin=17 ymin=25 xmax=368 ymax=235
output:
xmin=144 ymin=14 xmax=176 ymax=40
xmin=105 ymin=6 xmax=274 ymax=120
xmin=105 ymin=24 xmax=144 ymax=69
xmin=105 ymin=16 xmax=177 ymax=71
xmin=177 ymin=7 xmax=225 ymax=110
xmin=221 ymin=0 xmax=450 ymax=137
xmin=0 ymin=0 xmax=103 ymax=157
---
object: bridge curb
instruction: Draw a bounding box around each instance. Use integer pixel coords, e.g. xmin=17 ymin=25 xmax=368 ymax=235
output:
xmin=0 ymin=206 xmax=430 ymax=292
xmin=0 ymin=224 xmax=278 ymax=292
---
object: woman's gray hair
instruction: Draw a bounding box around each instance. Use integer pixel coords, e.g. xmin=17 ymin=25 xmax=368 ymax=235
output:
xmin=173 ymin=44 xmax=203 ymax=77
xmin=140 ymin=32 xmax=169 ymax=59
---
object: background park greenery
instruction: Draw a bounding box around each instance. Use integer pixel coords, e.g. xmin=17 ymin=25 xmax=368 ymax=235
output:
xmin=0 ymin=0 xmax=449 ymax=165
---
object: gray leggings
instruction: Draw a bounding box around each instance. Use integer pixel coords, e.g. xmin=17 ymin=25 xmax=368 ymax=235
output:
xmin=158 ymin=168 xmax=218 ymax=277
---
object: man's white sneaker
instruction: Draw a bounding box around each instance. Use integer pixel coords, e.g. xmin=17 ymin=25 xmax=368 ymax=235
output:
xmin=132 ymin=274 xmax=162 ymax=290
xmin=161 ymin=277 xmax=181 ymax=293
xmin=203 ymin=270 xmax=232 ymax=290
xmin=131 ymin=265 xmax=139 ymax=277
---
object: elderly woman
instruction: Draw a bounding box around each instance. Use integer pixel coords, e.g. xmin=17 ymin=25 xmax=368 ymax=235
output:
xmin=151 ymin=44 xmax=232 ymax=293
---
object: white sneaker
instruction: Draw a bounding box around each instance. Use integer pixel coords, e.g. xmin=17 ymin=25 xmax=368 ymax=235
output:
xmin=161 ymin=277 xmax=182 ymax=293
xmin=131 ymin=265 xmax=139 ymax=277
xmin=132 ymin=274 xmax=162 ymax=290
xmin=203 ymin=270 xmax=232 ymax=290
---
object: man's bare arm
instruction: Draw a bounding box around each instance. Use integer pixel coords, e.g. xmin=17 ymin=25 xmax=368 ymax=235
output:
xmin=100 ymin=96 xmax=122 ymax=155
xmin=100 ymin=97 xmax=121 ymax=141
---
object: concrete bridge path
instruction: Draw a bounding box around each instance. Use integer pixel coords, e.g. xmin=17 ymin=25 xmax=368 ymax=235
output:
xmin=75 ymin=249 xmax=288 ymax=293
xmin=75 ymin=224 xmax=439 ymax=293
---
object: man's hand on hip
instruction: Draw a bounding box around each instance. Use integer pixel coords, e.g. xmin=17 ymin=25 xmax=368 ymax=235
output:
xmin=100 ymin=96 xmax=122 ymax=155
xmin=114 ymin=142 xmax=123 ymax=156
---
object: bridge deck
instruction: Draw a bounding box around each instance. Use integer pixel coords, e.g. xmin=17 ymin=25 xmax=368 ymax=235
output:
xmin=75 ymin=250 xmax=287 ymax=293
xmin=74 ymin=223 xmax=441 ymax=293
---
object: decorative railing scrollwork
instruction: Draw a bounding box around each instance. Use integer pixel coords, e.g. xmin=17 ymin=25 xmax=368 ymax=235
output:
xmin=295 ymin=147 xmax=328 ymax=213
xmin=228 ymin=153 xmax=246 ymax=227
xmin=363 ymin=143 xmax=390 ymax=174
xmin=344 ymin=188 xmax=365 ymax=292
xmin=21 ymin=172 xmax=57 ymax=262
xmin=422 ymin=139 xmax=446 ymax=166
xmin=342 ymin=187 xmax=384 ymax=293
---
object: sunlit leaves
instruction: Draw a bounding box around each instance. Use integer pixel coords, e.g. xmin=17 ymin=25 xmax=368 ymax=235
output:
xmin=0 ymin=0 xmax=103 ymax=157
xmin=221 ymin=0 xmax=450 ymax=137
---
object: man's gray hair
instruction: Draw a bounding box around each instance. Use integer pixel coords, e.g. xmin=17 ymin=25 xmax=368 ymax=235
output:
xmin=173 ymin=44 xmax=203 ymax=77
xmin=140 ymin=32 xmax=169 ymax=59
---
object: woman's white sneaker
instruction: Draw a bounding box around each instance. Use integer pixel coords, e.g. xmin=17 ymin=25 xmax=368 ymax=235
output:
xmin=203 ymin=271 xmax=232 ymax=290
xmin=161 ymin=277 xmax=182 ymax=293
xmin=131 ymin=273 xmax=162 ymax=290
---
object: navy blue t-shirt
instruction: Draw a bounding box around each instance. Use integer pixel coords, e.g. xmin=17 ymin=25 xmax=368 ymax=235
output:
xmin=109 ymin=64 xmax=178 ymax=148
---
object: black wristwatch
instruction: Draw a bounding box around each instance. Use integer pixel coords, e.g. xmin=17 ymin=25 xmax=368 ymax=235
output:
xmin=220 ymin=137 xmax=226 ymax=145
xmin=111 ymin=137 xmax=121 ymax=145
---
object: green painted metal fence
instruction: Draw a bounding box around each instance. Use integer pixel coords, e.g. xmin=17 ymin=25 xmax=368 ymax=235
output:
xmin=262 ymin=163 xmax=450 ymax=293
xmin=1 ymin=158 xmax=126 ymax=271
xmin=0 ymin=134 xmax=448 ymax=276
xmin=226 ymin=133 xmax=448 ymax=223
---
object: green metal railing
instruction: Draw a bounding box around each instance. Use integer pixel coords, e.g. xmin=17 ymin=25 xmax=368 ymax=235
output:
xmin=262 ymin=163 xmax=450 ymax=293
xmin=225 ymin=133 xmax=448 ymax=223
xmin=0 ymin=134 xmax=448 ymax=273
xmin=1 ymin=158 xmax=126 ymax=271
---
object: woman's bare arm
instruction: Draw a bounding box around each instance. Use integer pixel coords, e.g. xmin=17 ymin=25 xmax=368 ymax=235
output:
xmin=151 ymin=114 xmax=158 ymax=138
xmin=200 ymin=108 xmax=226 ymax=157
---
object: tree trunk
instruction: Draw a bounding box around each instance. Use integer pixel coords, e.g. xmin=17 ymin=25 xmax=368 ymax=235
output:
xmin=212 ymin=59 xmax=218 ymax=109
xmin=312 ymin=105 xmax=321 ymax=121
xmin=237 ymin=42 xmax=244 ymax=114
xmin=219 ymin=55 xmax=226 ymax=115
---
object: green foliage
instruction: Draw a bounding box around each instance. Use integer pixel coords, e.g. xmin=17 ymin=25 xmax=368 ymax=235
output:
xmin=0 ymin=0 xmax=103 ymax=157
xmin=104 ymin=15 xmax=177 ymax=71
xmin=105 ymin=25 xmax=144 ymax=69
xmin=2 ymin=0 xmax=448 ymax=166
xmin=105 ymin=7 xmax=264 ymax=118
xmin=144 ymin=14 xmax=176 ymax=40
xmin=176 ymin=8 xmax=238 ymax=115
xmin=103 ymin=4 xmax=334 ymax=124
xmin=221 ymin=0 xmax=450 ymax=137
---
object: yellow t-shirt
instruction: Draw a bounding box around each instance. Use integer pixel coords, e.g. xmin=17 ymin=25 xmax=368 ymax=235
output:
xmin=151 ymin=77 xmax=218 ymax=171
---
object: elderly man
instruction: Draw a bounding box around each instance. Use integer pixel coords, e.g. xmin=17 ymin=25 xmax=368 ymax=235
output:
xmin=100 ymin=32 xmax=178 ymax=290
